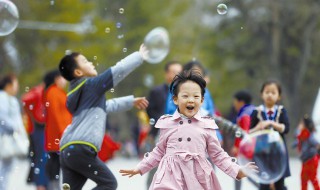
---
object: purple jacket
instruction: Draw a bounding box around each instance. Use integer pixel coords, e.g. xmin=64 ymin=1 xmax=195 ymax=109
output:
xmin=136 ymin=110 xmax=241 ymax=190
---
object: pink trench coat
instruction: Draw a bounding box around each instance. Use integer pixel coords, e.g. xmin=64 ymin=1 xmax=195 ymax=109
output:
xmin=136 ymin=110 xmax=241 ymax=190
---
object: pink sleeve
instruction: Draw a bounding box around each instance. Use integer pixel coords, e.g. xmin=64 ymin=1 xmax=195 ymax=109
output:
xmin=206 ymin=128 xmax=241 ymax=179
xmin=136 ymin=129 xmax=167 ymax=175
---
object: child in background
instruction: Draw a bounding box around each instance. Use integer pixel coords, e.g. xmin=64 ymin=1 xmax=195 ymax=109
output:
xmin=120 ymin=71 xmax=257 ymax=190
xmin=58 ymin=44 xmax=148 ymax=190
xmin=250 ymin=80 xmax=291 ymax=190
xmin=232 ymin=90 xmax=259 ymax=190
xmin=296 ymin=115 xmax=320 ymax=190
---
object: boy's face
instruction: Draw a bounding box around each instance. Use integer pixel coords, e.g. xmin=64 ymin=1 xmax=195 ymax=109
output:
xmin=74 ymin=54 xmax=98 ymax=78
xmin=173 ymin=81 xmax=204 ymax=118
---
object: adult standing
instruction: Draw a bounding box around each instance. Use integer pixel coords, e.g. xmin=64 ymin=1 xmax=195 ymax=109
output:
xmin=0 ymin=74 xmax=28 ymax=190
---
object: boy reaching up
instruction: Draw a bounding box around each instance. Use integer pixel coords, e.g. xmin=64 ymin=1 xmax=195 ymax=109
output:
xmin=58 ymin=44 xmax=148 ymax=190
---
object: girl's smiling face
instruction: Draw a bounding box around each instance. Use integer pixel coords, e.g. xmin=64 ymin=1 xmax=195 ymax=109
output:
xmin=173 ymin=80 xmax=204 ymax=118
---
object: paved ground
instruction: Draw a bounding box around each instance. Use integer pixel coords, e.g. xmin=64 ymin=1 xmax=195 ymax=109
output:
xmin=5 ymin=156 xmax=320 ymax=190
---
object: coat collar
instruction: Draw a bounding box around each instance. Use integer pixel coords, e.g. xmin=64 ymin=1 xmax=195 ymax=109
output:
xmin=170 ymin=109 xmax=204 ymax=121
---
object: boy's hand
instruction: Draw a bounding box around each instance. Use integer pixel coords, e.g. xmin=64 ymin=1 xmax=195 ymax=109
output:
xmin=133 ymin=97 xmax=149 ymax=109
xmin=139 ymin=44 xmax=149 ymax=61
xmin=119 ymin=169 xmax=141 ymax=177
xmin=237 ymin=162 xmax=258 ymax=179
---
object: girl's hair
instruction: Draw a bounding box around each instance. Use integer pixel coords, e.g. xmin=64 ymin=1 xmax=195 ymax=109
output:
xmin=260 ymin=79 xmax=282 ymax=95
xmin=0 ymin=74 xmax=17 ymax=90
xmin=169 ymin=70 xmax=206 ymax=97
xmin=302 ymin=114 xmax=316 ymax=132
xmin=59 ymin=52 xmax=80 ymax=81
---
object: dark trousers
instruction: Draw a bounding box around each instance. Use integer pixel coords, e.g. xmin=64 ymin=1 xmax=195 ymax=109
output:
xmin=60 ymin=144 xmax=117 ymax=190
xmin=46 ymin=152 xmax=60 ymax=180
xmin=260 ymin=177 xmax=287 ymax=190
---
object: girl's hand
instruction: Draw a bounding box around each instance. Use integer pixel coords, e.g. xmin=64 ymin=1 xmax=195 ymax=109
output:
xmin=139 ymin=44 xmax=149 ymax=61
xmin=133 ymin=97 xmax=149 ymax=109
xmin=237 ymin=162 xmax=259 ymax=179
xmin=259 ymin=121 xmax=272 ymax=129
xmin=119 ymin=169 xmax=141 ymax=177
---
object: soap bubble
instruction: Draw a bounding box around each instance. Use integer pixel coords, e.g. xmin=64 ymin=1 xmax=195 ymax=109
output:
xmin=149 ymin=118 xmax=155 ymax=125
xmin=144 ymin=27 xmax=170 ymax=64
xmin=217 ymin=4 xmax=228 ymax=15
xmin=0 ymin=0 xmax=19 ymax=36
xmin=238 ymin=130 xmax=287 ymax=184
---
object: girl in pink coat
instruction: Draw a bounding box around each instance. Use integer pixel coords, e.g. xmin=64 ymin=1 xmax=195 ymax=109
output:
xmin=120 ymin=71 xmax=257 ymax=190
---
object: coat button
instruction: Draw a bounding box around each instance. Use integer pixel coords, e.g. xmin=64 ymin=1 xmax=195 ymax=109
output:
xmin=179 ymin=121 xmax=183 ymax=125
xmin=144 ymin=152 xmax=149 ymax=157
xmin=187 ymin=137 xmax=191 ymax=142
xmin=178 ymin=138 xmax=182 ymax=142
xmin=188 ymin=120 xmax=191 ymax=124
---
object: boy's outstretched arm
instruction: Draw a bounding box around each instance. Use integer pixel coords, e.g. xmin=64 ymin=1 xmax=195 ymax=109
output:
xmin=106 ymin=95 xmax=149 ymax=113
xmin=111 ymin=44 xmax=148 ymax=86
xmin=90 ymin=44 xmax=148 ymax=95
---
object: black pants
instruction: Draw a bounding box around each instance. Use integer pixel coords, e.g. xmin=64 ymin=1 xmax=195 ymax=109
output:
xmin=46 ymin=152 xmax=60 ymax=180
xmin=60 ymin=144 xmax=117 ymax=190
xmin=260 ymin=177 xmax=287 ymax=190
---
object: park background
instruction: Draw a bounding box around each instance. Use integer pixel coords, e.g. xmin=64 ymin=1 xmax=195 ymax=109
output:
xmin=1 ymin=0 xmax=320 ymax=157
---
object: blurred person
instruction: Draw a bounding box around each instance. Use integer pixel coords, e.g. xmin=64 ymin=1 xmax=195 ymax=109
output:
xmin=0 ymin=74 xmax=28 ymax=190
xmin=145 ymin=61 xmax=183 ymax=187
xmin=231 ymin=90 xmax=259 ymax=190
xmin=250 ymin=80 xmax=291 ymax=190
xmin=58 ymin=44 xmax=148 ymax=189
xmin=295 ymin=115 xmax=320 ymax=190
xmin=22 ymin=81 xmax=49 ymax=190
xmin=43 ymin=70 xmax=71 ymax=190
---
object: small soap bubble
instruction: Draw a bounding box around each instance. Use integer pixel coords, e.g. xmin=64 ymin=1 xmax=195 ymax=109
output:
xmin=149 ymin=118 xmax=155 ymax=125
xmin=54 ymin=139 xmax=60 ymax=145
xmin=34 ymin=168 xmax=40 ymax=175
xmin=94 ymin=56 xmax=97 ymax=60
xmin=105 ymin=27 xmax=110 ymax=33
xmin=94 ymin=171 xmax=98 ymax=175
xmin=235 ymin=130 xmax=242 ymax=138
xmin=116 ymin=22 xmax=122 ymax=28
xmin=65 ymin=50 xmax=72 ymax=55
xmin=119 ymin=8 xmax=124 ymax=14
xmin=123 ymin=48 xmax=127 ymax=53
xmin=45 ymin=102 xmax=50 ymax=107
xmin=217 ymin=4 xmax=228 ymax=15
xmin=62 ymin=183 xmax=70 ymax=190
xmin=25 ymin=86 xmax=29 ymax=92
xmin=110 ymin=88 xmax=114 ymax=93
xmin=50 ymin=0 xmax=54 ymax=5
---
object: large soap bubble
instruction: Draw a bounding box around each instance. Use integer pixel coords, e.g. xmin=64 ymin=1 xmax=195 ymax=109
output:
xmin=144 ymin=27 xmax=170 ymax=64
xmin=0 ymin=0 xmax=19 ymax=36
xmin=238 ymin=130 xmax=287 ymax=184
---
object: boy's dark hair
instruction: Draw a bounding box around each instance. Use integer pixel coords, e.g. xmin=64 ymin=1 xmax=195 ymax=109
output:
xmin=303 ymin=114 xmax=316 ymax=132
xmin=44 ymin=69 xmax=61 ymax=90
xmin=234 ymin=90 xmax=252 ymax=104
xmin=164 ymin=61 xmax=181 ymax=72
xmin=59 ymin=52 xmax=80 ymax=81
xmin=183 ymin=60 xmax=205 ymax=75
xmin=260 ymin=79 xmax=282 ymax=95
xmin=169 ymin=70 xmax=206 ymax=97
xmin=0 ymin=74 xmax=16 ymax=90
